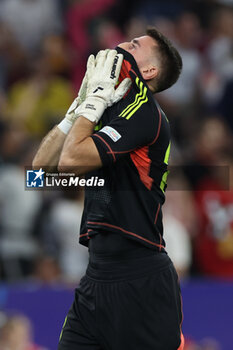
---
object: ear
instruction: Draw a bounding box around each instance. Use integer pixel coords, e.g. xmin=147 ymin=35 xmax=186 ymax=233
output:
xmin=141 ymin=65 xmax=158 ymax=81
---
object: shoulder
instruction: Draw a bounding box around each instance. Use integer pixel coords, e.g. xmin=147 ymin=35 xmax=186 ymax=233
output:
xmin=117 ymin=75 xmax=158 ymax=121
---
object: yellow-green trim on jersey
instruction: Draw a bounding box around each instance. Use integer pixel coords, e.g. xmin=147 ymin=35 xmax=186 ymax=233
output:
xmin=119 ymin=77 xmax=148 ymax=120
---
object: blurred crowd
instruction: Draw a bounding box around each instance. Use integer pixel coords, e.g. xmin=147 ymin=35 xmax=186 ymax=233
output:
xmin=0 ymin=1 xmax=232 ymax=349
xmin=0 ymin=312 xmax=222 ymax=350
xmin=0 ymin=312 xmax=47 ymax=350
xmin=0 ymin=0 xmax=233 ymax=287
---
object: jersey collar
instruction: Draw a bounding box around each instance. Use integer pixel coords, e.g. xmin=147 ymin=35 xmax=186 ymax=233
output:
xmin=115 ymin=47 xmax=146 ymax=84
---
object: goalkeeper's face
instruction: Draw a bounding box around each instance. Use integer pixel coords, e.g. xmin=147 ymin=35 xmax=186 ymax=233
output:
xmin=118 ymin=35 xmax=158 ymax=74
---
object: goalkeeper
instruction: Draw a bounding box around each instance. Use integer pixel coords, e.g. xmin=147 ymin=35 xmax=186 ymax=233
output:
xmin=33 ymin=27 xmax=184 ymax=350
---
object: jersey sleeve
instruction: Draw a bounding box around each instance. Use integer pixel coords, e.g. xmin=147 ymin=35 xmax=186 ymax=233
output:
xmin=91 ymin=98 xmax=161 ymax=166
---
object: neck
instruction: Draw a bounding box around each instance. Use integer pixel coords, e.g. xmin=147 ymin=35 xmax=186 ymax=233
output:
xmin=147 ymin=80 xmax=156 ymax=94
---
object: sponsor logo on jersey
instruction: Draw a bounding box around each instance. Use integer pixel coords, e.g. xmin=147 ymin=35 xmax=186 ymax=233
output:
xmin=100 ymin=126 xmax=122 ymax=142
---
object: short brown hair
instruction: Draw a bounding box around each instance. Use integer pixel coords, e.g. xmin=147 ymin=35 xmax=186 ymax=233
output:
xmin=146 ymin=27 xmax=182 ymax=93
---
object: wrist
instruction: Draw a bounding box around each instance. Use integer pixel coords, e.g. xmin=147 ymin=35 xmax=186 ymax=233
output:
xmin=57 ymin=118 xmax=73 ymax=135
xmin=75 ymin=96 xmax=106 ymax=123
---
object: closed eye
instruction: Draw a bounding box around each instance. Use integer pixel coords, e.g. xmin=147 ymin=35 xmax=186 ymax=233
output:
xmin=129 ymin=42 xmax=136 ymax=49
xmin=132 ymin=39 xmax=140 ymax=47
xmin=129 ymin=39 xmax=140 ymax=50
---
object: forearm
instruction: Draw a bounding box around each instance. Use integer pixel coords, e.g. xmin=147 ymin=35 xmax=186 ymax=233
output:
xmin=32 ymin=126 xmax=67 ymax=171
xmin=54 ymin=49 xmax=127 ymax=175
xmin=58 ymin=116 xmax=101 ymax=175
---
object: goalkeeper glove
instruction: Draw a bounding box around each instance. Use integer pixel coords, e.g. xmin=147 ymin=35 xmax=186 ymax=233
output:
xmin=75 ymin=49 xmax=131 ymax=124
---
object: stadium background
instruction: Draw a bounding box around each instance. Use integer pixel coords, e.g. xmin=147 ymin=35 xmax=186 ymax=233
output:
xmin=0 ymin=0 xmax=232 ymax=349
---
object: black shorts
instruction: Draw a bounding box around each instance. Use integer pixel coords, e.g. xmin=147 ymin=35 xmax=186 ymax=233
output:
xmin=58 ymin=252 xmax=184 ymax=350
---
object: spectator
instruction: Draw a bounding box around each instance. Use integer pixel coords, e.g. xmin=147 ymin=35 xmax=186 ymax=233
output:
xmin=0 ymin=0 xmax=62 ymax=54
xmin=194 ymin=170 xmax=233 ymax=278
xmin=66 ymin=0 xmax=117 ymax=91
xmin=32 ymin=255 xmax=62 ymax=285
xmin=185 ymin=117 xmax=233 ymax=278
xmin=155 ymin=12 xmax=204 ymax=148
xmin=163 ymin=214 xmax=192 ymax=279
xmin=217 ymin=79 xmax=233 ymax=133
xmin=158 ymin=12 xmax=203 ymax=115
xmin=0 ymin=125 xmax=42 ymax=281
xmin=162 ymin=170 xmax=196 ymax=278
xmin=0 ymin=314 xmax=47 ymax=350
xmin=0 ymin=21 xmax=26 ymax=97
xmin=184 ymin=336 xmax=221 ymax=350
xmin=208 ymin=6 xmax=233 ymax=83
xmin=200 ymin=5 xmax=233 ymax=108
xmin=4 ymin=51 xmax=73 ymax=137
xmin=48 ymin=190 xmax=88 ymax=282
xmin=90 ymin=19 xmax=125 ymax=54
xmin=183 ymin=116 xmax=232 ymax=190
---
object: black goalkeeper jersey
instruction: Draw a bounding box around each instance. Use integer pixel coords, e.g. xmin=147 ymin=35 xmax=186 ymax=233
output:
xmin=79 ymin=47 xmax=171 ymax=251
